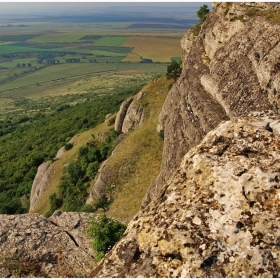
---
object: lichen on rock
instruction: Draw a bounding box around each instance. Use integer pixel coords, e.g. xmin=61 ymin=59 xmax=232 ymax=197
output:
xmin=92 ymin=113 xmax=280 ymax=278
xmin=0 ymin=212 xmax=95 ymax=278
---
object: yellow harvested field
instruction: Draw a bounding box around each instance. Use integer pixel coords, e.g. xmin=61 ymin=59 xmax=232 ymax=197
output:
xmin=122 ymin=37 xmax=181 ymax=62
xmin=121 ymin=53 xmax=142 ymax=62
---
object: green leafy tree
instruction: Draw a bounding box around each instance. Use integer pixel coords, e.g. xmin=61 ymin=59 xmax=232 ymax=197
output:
xmin=197 ymin=4 xmax=210 ymax=23
xmin=86 ymin=214 xmax=126 ymax=262
xmin=166 ymin=59 xmax=182 ymax=81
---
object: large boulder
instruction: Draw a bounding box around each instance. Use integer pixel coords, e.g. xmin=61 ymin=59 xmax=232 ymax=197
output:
xmin=91 ymin=113 xmax=280 ymax=277
xmin=0 ymin=211 xmax=95 ymax=278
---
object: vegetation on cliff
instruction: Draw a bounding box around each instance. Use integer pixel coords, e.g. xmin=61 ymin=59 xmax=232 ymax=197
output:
xmin=0 ymin=84 xmax=144 ymax=215
xmin=87 ymin=214 xmax=126 ymax=262
xmin=46 ymin=129 xmax=121 ymax=217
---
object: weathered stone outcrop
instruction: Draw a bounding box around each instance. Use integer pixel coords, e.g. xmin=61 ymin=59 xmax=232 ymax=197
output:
xmin=114 ymin=96 xmax=134 ymax=131
xmin=29 ymin=161 xmax=52 ymax=212
xmin=122 ymin=92 xmax=144 ymax=133
xmin=29 ymin=135 xmax=77 ymax=212
xmin=143 ymin=2 xmax=280 ymax=207
xmin=92 ymin=113 xmax=280 ymax=278
xmin=86 ymin=159 xmax=111 ymax=204
xmin=0 ymin=211 xmax=95 ymax=278
xmin=114 ymin=92 xmax=144 ymax=133
xmin=87 ymin=91 xmax=145 ymax=204
xmin=54 ymin=135 xmax=76 ymax=160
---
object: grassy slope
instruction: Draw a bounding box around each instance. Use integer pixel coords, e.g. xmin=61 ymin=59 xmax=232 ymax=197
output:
xmin=31 ymin=76 xmax=172 ymax=221
xmin=99 ymin=76 xmax=171 ymax=222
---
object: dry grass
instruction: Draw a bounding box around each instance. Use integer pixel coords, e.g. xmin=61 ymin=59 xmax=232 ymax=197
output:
xmin=122 ymin=37 xmax=182 ymax=62
xmin=104 ymin=76 xmax=170 ymax=222
xmin=121 ymin=53 xmax=142 ymax=62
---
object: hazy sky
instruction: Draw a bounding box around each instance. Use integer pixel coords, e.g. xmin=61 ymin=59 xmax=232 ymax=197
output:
xmin=0 ymin=2 xmax=211 ymax=15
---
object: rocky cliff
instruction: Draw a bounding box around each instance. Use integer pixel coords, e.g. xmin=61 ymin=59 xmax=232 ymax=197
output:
xmin=92 ymin=2 xmax=280 ymax=277
xmin=92 ymin=113 xmax=280 ymax=278
xmin=142 ymin=1 xmax=280 ymax=207
xmin=1 ymin=2 xmax=280 ymax=278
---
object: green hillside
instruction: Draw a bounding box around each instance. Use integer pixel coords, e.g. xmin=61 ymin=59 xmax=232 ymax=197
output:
xmin=31 ymin=76 xmax=172 ymax=222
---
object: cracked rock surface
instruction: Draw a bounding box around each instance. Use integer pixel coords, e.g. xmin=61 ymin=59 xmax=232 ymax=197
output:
xmin=0 ymin=211 xmax=95 ymax=278
xmin=92 ymin=113 xmax=280 ymax=277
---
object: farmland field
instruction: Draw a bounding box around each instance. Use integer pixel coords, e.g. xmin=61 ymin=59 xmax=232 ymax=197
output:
xmin=122 ymin=53 xmax=142 ymax=62
xmin=93 ymin=36 xmax=128 ymax=46
xmin=0 ymin=4 xmax=197 ymax=121
xmin=0 ymin=21 xmax=188 ymax=96
xmin=122 ymin=37 xmax=182 ymax=62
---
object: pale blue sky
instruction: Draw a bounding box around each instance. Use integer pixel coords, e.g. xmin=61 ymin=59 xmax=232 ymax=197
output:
xmin=0 ymin=2 xmax=211 ymax=15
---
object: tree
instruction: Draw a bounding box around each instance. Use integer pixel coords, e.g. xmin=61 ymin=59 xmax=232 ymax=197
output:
xmin=197 ymin=4 xmax=210 ymax=23
xmin=166 ymin=59 xmax=182 ymax=81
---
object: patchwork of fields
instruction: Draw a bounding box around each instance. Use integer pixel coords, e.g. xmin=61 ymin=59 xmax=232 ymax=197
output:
xmin=0 ymin=19 xmax=192 ymax=122
xmin=0 ymin=4 xmax=199 ymax=215
xmin=0 ymin=20 xmax=188 ymax=88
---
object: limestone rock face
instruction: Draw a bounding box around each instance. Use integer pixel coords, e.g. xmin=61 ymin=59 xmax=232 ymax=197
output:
xmin=86 ymin=159 xmax=111 ymax=204
xmin=87 ymin=91 xmax=145 ymax=204
xmin=114 ymin=92 xmax=144 ymax=133
xmin=91 ymin=113 xmax=280 ymax=278
xmin=0 ymin=212 xmax=95 ymax=278
xmin=142 ymin=2 xmax=280 ymax=207
xmin=122 ymin=92 xmax=144 ymax=133
xmin=29 ymin=162 xmax=52 ymax=212
xmin=114 ymin=97 xmax=134 ymax=132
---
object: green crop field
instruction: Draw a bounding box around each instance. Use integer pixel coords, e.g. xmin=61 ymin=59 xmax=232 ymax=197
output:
xmin=0 ymin=63 xmax=116 ymax=91
xmin=93 ymin=36 xmax=129 ymax=47
xmin=0 ymin=62 xmax=167 ymax=93
xmin=0 ymin=44 xmax=53 ymax=55
xmin=90 ymin=50 xmax=126 ymax=57
xmin=27 ymin=33 xmax=86 ymax=43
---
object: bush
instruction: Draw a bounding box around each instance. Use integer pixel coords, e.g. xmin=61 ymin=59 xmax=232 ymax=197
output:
xmin=86 ymin=161 xmax=99 ymax=180
xmin=166 ymin=60 xmax=182 ymax=81
xmin=64 ymin=143 xmax=73 ymax=151
xmin=45 ymin=192 xmax=62 ymax=218
xmin=86 ymin=214 xmax=126 ymax=262
xmin=107 ymin=116 xmax=116 ymax=126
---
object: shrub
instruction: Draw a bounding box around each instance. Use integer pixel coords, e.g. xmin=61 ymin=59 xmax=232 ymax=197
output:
xmin=64 ymin=143 xmax=73 ymax=151
xmin=193 ymin=24 xmax=202 ymax=37
xmin=86 ymin=161 xmax=99 ymax=180
xmin=45 ymin=192 xmax=62 ymax=218
xmin=166 ymin=60 xmax=182 ymax=81
xmin=86 ymin=214 xmax=126 ymax=262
